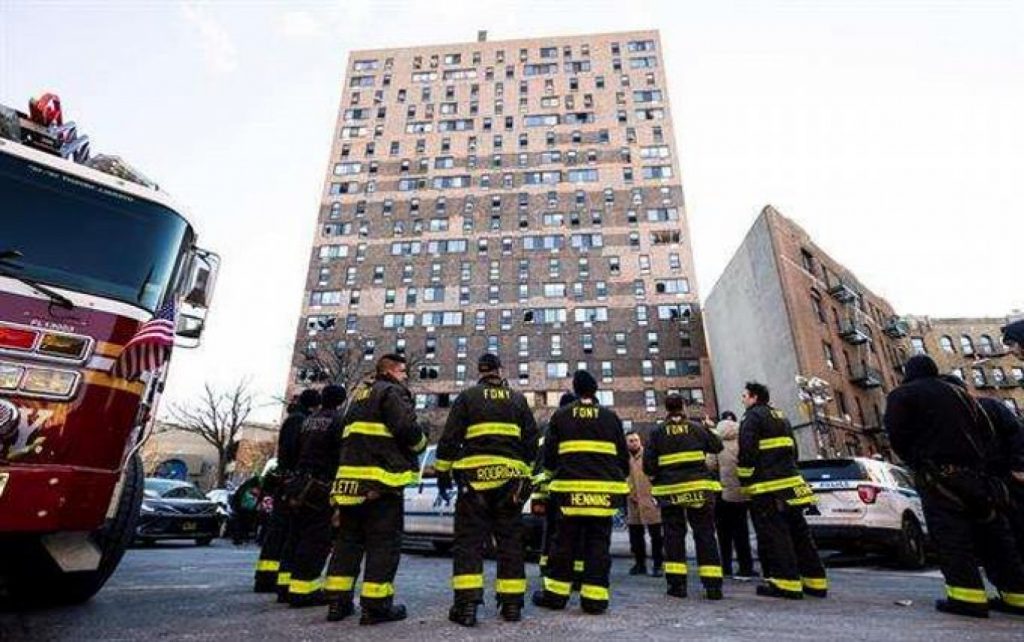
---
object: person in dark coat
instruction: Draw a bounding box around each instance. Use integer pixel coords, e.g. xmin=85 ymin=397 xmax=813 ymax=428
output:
xmin=1002 ymin=319 xmax=1024 ymax=360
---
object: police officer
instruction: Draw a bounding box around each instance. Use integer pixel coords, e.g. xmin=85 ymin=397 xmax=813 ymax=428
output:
xmin=324 ymin=354 xmax=426 ymax=625
xmin=435 ymin=353 xmax=539 ymax=627
xmin=886 ymin=356 xmax=1024 ymax=617
xmin=737 ymin=381 xmax=827 ymax=600
xmin=255 ymin=389 xmax=320 ymax=595
xmin=532 ymin=370 xmax=629 ymax=615
xmin=535 ymin=392 xmax=577 ymax=579
xmin=281 ymin=384 xmax=346 ymax=608
xmin=644 ymin=394 xmax=725 ymax=599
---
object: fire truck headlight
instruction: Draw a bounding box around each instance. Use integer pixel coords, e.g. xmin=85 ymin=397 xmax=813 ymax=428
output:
xmin=38 ymin=333 xmax=90 ymax=360
xmin=0 ymin=364 xmax=23 ymax=390
xmin=21 ymin=368 xmax=78 ymax=397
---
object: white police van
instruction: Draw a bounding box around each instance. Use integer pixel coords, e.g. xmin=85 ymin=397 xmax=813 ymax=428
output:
xmin=798 ymin=457 xmax=928 ymax=568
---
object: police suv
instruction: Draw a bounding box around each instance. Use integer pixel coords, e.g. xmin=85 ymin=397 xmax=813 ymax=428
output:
xmin=798 ymin=457 xmax=928 ymax=568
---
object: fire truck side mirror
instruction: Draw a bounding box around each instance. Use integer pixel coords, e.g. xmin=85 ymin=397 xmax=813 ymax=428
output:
xmin=184 ymin=249 xmax=220 ymax=309
xmin=176 ymin=314 xmax=205 ymax=342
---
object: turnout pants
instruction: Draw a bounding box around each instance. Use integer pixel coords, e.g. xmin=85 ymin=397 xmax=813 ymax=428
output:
xmin=543 ymin=516 xmax=613 ymax=611
xmin=628 ymin=523 xmax=664 ymax=569
xmin=920 ymin=481 xmax=1024 ymax=609
xmin=662 ymin=499 xmax=723 ymax=590
xmin=750 ymin=494 xmax=827 ymax=596
xmin=254 ymin=492 xmax=290 ymax=589
xmin=715 ymin=499 xmax=754 ymax=576
xmin=451 ymin=485 xmax=527 ymax=606
xmin=286 ymin=499 xmax=333 ymax=598
xmin=325 ymin=493 xmax=404 ymax=611
xmin=540 ymin=503 xmax=585 ymax=578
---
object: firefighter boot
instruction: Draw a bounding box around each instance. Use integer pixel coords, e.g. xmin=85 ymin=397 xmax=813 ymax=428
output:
xmin=289 ymin=590 xmax=330 ymax=608
xmin=666 ymin=582 xmax=687 ymax=599
xmin=499 ymin=600 xmax=523 ymax=622
xmin=360 ymin=603 xmax=408 ymax=626
xmin=531 ymin=590 xmax=567 ymax=610
xmin=935 ymin=599 xmax=989 ymax=619
xmin=989 ymin=597 xmax=1024 ymax=617
xmin=705 ymin=587 xmax=723 ymax=600
xmin=448 ymin=601 xmax=478 ymax=627
xmin=326 ymin=600 xmax=355 ymax=622
xmin=756 ymin=584 xmax=803 ymax=600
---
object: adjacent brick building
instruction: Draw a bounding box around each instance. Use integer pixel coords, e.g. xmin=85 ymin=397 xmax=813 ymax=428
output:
xmin=904 ymin=315 xmax=1024 ymax=415
xmin=705 ymin=205 xmax=910 ymax=458
xmin=286 ymin=30 xmax=715 ymax=432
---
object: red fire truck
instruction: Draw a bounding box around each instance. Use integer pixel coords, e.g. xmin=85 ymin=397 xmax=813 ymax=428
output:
xmin=0 ymin=96 xmax=219 ymax=604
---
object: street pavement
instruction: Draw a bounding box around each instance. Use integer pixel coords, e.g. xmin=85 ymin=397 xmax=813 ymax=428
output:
xmin=2 ymin=540 xmax=1021 ymax=641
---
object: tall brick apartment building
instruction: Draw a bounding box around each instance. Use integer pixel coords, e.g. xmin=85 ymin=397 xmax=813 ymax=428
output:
xmin=287 ymin=30 xmax=715 ymax=432
xmin=705 ymin=206 xmax=910 ymax=458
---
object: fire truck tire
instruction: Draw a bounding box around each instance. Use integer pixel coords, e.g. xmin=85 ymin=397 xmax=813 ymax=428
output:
xmin=10 ymin=453 xmax=144 ymax=606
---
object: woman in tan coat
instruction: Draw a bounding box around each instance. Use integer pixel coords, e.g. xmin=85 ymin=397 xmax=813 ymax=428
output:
xmin=626 ymin=431 xmax=663 ymax=576
xmin=708 ymin=412 xmax=755 ymax=577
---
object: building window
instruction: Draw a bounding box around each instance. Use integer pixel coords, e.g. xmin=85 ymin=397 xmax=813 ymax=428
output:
xmin=971 ymin=367 xmax=986 ymax=387
xmin=811 ymin=291 xmax=826 ymax=324
xmin=644 ymin=389 xmax=657 ymax=412
xmin=615 ymin=333 xmax=627 ymax=355
xmin=960 ymin=335 xmax=975 ymax=356
xmin=910 ymin=337 xmax=927 ymax=355
xmin=546 ymin=362 xmax=569 ymax=379
xmin=940 ymin=335 xmax=956 ymax=353
xmin=979 ymin=334 xmax=996 ymax=355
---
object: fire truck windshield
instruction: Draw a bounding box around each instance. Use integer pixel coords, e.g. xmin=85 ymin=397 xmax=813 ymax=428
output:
xmin=0 ymin=150 xmax=193 ymax=313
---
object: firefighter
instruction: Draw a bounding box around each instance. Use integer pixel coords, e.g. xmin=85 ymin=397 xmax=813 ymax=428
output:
xmin=535 ymin=392 xmax=577 ymax=579
xmin=324 ymin=354 xmax=426 ymax=625
xmin=886 ymin=356 xmax=1024 ymax=617
xmin=281 ymin=384 xmax=347 ymax=608
xmin=435 ymin=353 xmax=539 ymax=627
xmin=532 ymin=370 xmax=629 ymax=615
xmin=737 ymin=381 xmax=827 ymax=600
xmin=255 ymin=389 xmax=319 ymax=595
xmin=643 ymin=394 xmax=725 ymax=599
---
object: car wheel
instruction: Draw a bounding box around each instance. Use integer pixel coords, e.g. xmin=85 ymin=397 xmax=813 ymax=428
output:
xmin=895 ymin=513 xmax=926 ymax=569
xmin=195 ymin=538 xmax=213 ymax=547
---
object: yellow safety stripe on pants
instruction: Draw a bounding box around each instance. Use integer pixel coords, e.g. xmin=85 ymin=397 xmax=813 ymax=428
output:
xmin=289 ymin=578 xmax=323 ymax=595
xmin=343 ymin=421 xmax=391 ymax=439
xmin=737 ymin=467 xmax=755 ymax=478
xmin=466 ymin=422 xmax=521 ymax=439
xmin=470 ymin=479 xmax=517 ymax=491
xmin=531 ymin=492 xmax=549 ymax=501
xmin=946 ymin=585 xmax=987 ymax=604
xmin=544 ymin=577 xmax=572 ymax=596
xmin=651 ymin=479 xmax=722 ymax=496
xmin=276 ymin=572 xmax=292 ymax=586
xmin=999 ymin=591 xmax=1024 ymax=607
xmin=255 ymin=559 xmax=280 ymax=572
xmin=336 ymin=465 xmax=417 ymax=487
xmin=325 ymin=576 xmax=355 ymax=592
xmin=558 ymin=440 xmax=617 ymax=455
xmin=768 ymin=578 xmax=803 ymax=593
xmin=495 ymin=578 xmax=528 ymax=594
xmin=663 ymin=562 xmax=688 ymax=575
xmin=549 ymin=480 xmax=629 ymax=494
xmin=361 ymin=582 xmax=395 ymax=599
xmin=573 ymin=560 xmax=585 ymax=573
xmin=413 ymin=434 xmax=428 ymax=453
xmin=802 ymin=577 xmax=828 ymax=591
xmin=331 ymin=495 xmax=367 ymax=506
xmin=452 ymin=455 xmax=533 ymax=476
xmin=580 ymin=584 xmax=610 ymax=601
xmin=657 ymin=451 xmax=706 ymax=466
xmin=787 ymin=494 xmax=817 ymax=506
xmin=745 ymin=475 xmax=806 ymax=495
xmin=452 ymin=574 xmax=485 ymax=590
xmin=561 ymin=507 xmax=618 ymax=517
xmin=435 ymin=459 xmax=453 ymax=473
xmin=699 ymin=565 xmax=724 ymax=579
xmin=759 ymin=436 xmax=795 ymax=450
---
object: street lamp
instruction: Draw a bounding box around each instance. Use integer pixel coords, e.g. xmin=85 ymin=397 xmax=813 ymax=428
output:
xmin=796 ymin=375 xmax=832 ymax=458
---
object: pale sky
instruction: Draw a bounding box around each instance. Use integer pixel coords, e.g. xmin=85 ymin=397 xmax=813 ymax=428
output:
xmin=1 ymin=0 xmax=1021 ymax=422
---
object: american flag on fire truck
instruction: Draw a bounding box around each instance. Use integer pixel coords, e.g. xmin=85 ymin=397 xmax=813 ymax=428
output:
xmin=111 ymin=301 xmax=176 ymax=380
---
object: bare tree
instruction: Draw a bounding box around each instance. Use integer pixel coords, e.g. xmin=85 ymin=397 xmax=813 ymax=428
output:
xmin=165 ymin=380 xmax=257 ymax=489
xmin=299 ymin=333 xmax=425 ymax=393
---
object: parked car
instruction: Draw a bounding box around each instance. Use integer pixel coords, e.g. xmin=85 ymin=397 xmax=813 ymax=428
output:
xmin=136 ymin=478 xmax=223 ymax=546
xmin=798 ymin=457 xmax=928 ymax=568
xmin=403 ymin=445 xmax=544 ymax=555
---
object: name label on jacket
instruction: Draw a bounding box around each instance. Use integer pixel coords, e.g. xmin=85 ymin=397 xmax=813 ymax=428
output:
xmin=573 ymin=406 xmax=599 ymax=419
xmin=483 ymin=388 xmax=511 ymax=401
xmin=570 ymin=492 xmax=611 ymax=507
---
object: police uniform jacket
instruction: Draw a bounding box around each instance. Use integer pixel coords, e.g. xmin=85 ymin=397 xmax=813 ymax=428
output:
xmin=737 ymin=404 xmax=813 ymax=506
xmin=435 ymin=374 xmax=539 ymax=491
xmin=542 ymin=399 xmax=629 ymax=517
xmin=643 ymin=414 xmax=724 ymax=506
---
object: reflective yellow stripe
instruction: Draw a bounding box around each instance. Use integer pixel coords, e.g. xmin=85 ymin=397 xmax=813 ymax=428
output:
xmin=289 ymin=578 xmax=322 ymax=595
xmin=768 ymin=578 xmax=802 ymax=593
xmin=452 ymin=455 xmax=532 ymax=476
xmin=539 ymin=555 xmax=549 ymax=567
xmin=664 ymin=562 xmax=688 ymax=575
xmin=470 ymin=479 xmax=517 ymax=491
xmin=466 ymin=422 xmax=521 ymax=439
xmin=413 ymin=434 xmax=428 ymax=453
xmin=332 ymin=495 xmax=367 ymax=506
xmin=361 ymin=582 xmax=394 ymax=598
xmin=746 ymin=475 xmax=806 ymax=495
xmin=787 ymin=494 xmax=817 ymax=506
xmin=759 ymin=436 xmax=794 ymax=450
xmin=549 ymin=480 xmax=629 ymax=494
xmin=532 ymin=470 xmax=551 ymax=484
xmin=453 ymin=574 xmax=485 ymax=590
xmin=276 ymin=572 xmax=292 ymax=586
xmin=544 ymin=577 xmax=572 ymax=596
xmin=1000 ymin=591 xmax=1024 ymax=607
xmin=495 ymin=578 xmax=527 ymax=594
xmin=802 ymin=577 xmax=828 ymax=590
xmin=336 ymin=465 xmax=417 ymax=487
xmin=559 ymin=440 xmax=617 ymax=455
xmin=256 ymin=560 xmax=280 ymax=572
xmin=325 ymin=576 xmax=354 ymax=591
xmin=699 ymin=565 xmax=723 ymax=579
xmin=658 ymin=451 xmax=706 ymax=465
xmin=435 ymin=459 xmax=453 ymax=473
xmin=573 ymin=560 xmax=585 ymax=573
xmin=737 ymin=467 xmax=755 ymax=478
xmin=580 ymin=584 xmax=609 ymax=601
xmin=561 ymin=507 xmax=618 ymax=517
xmin=343 ymin=421 xmax=391 ymax=439
xmin=651 ymin=479 xmax=722 ymax=496
xmin=946 ymin=585 xmax=987 ymax=604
